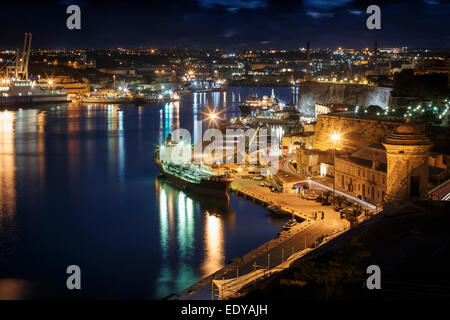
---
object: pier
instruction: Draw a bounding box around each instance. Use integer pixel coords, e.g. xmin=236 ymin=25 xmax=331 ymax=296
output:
xmin=170 ymin=175 xmax=352 ymax=300
xmin=231 ymin=182 xmax=311 ymax=221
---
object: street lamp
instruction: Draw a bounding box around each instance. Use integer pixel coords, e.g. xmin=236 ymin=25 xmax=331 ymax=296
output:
xmin=330 ymin=133 xmax=341 ymax=201
xmin=201 ymin=106 xmax=223 ymax=129
xmin=208 ymin=111 xmax=218 ymax=129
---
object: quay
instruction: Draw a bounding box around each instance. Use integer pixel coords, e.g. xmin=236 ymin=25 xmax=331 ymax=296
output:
xmin=170 ymin=176 xmax=354 ymax=300
xmin=170 ymin=156 xmax=383 ymax=300
xmin=230 ymin=175 xmax=353 ymax=228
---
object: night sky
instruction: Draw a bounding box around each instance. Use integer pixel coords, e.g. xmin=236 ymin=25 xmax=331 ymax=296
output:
xmin=0 ymin=0 xmax=449 ymax=49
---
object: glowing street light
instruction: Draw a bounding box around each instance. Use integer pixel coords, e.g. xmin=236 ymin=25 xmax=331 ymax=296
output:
xmin=331 ymin=133 xmax=341 ymax=144
xmin=201 ymin=106 xmax=224 ymax=128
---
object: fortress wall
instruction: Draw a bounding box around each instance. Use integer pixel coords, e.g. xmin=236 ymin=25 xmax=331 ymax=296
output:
xmin=298 ymin=81 xmax=392 ymax=115
xmin=313 ymin=114 xmax=405 ymax=152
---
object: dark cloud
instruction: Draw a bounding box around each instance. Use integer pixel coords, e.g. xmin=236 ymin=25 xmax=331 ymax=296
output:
xmin=0 ymin=0 xmax=448 ymax=49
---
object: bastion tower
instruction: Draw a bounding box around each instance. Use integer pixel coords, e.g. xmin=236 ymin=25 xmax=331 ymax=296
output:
xmin=383 ymin=121 xmax=433 ymax=201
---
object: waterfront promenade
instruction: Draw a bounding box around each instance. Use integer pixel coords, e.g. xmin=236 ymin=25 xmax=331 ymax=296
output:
xmin=171 ymin=151 xmax=383 ymax=300
xmin=171 ymin=175 xmax=351 ymax=300
xmin=231 ymin=176 xmax=346 ymax=230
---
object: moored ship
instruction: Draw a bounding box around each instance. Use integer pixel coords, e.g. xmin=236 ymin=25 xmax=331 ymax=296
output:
xmin=0 ymin=79 xmax=68 ymax=106
xmin=0 ymin=34 xmax=69 ymax=107
xmin=79 ymin=91 xmax=133 ymax=104
xmin=154 ymin=136 xmax=233 ymax=199
xmin=239 ymin=94 xmax=286 ymax=116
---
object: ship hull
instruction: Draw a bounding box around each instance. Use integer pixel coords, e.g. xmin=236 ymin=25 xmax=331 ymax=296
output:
xmin=156 ymin=179 xmax=233 ymax=215
xmin=239 ymin=104 xmax=268 ymax=116
xmin=0 ymin=95 xmax=69 ymax=107
xmin=239 ymin=104 xmax=252 ymax=116
xmin=80 ymin=97 xmax=132 ymax=104
xmin=154 ymin=157 xmax=232 ymax=199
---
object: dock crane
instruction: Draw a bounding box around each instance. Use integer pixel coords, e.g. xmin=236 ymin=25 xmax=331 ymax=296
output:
xmin=1 ymin=33 xmax=32 ymax=80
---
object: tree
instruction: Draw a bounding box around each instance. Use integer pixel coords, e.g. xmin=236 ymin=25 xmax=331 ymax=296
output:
xmin=366 ymin=105 xmax=383 ymax=115
xmin=294 ymin=243 xmax=371 ymax=299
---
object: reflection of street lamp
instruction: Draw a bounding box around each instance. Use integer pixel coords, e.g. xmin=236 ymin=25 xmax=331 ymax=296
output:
xmin=330 ymin=133 xmax=341 ymax=200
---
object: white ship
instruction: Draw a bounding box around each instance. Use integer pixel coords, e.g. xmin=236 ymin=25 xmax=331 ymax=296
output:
xmin=239 ymin=94 xmax=285 ymax=116
xmin=0 ymin=79 xmax=68 ymax=106
xmin=79 ymin=91 xmax=133 ymax=104
xmin=0 ymin=34 xmax=69 ymax=107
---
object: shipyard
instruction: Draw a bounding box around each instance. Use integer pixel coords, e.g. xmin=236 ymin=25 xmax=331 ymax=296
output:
xmin=0 ymin=0 xmax=450 ymax=309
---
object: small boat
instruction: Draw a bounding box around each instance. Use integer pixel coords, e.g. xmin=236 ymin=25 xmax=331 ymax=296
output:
xmin=282 ymin=218 xmax=298 ymax=230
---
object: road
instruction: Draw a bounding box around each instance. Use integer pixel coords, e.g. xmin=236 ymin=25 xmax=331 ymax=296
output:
xmin=429 ymin=179 xmax=450 ymax=201
xmin=280 ymin=155 xmax=377 ymax=210
xmin=227 ymin=220 xmax=337 ymax=276
xmin=174 ymin=218 xmax=341 ymax=300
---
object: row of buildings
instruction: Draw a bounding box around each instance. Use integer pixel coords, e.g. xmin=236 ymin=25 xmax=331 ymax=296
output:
xmin=283 ymin=113 xmax=448 ymax=206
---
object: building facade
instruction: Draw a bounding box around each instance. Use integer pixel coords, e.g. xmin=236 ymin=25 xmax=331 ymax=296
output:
xmin=383 ymin=123 xmax=433 ymax=201
xmin=334 ymin=143 xmax=387 ymax=205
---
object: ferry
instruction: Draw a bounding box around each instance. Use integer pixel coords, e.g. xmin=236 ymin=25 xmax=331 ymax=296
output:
xmin=154 ymin=134 xmax=233 ymax=199
xmin=0 ymin=79 xmax=68 ymax=107
xmin=0 ymin=34 xmax=68 ymax=107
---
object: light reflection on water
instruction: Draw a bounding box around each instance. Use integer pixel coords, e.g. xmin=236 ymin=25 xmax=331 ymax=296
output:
xmin=0 ymin=111 xmax=17 ymax=266
xmin=201 ymin=213 xmax=224 ymax=277
xmin=0 ymin=87 xmax=292 ymax=299
xmin=154 ymin=178 xmax=229 ymax=297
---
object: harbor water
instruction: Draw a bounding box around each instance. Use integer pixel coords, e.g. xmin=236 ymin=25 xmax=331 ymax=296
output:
xmin=0 ymin=87 xmax=297 ymax=299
